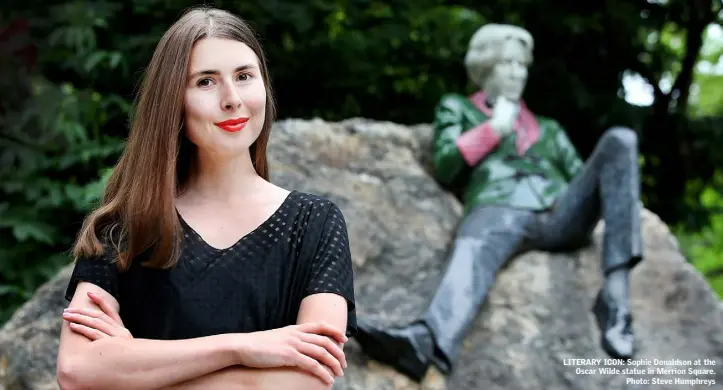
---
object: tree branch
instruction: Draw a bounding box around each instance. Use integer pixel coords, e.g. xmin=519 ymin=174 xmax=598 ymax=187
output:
xmin=604 ymin=0 xmax=667 ymax=103
xmin=670 ymin=0 xmax=715 ymax=112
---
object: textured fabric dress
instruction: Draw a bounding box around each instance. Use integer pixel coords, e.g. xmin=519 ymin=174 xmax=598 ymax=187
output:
xmin=64 ymin=190 xmax=357 ymax=339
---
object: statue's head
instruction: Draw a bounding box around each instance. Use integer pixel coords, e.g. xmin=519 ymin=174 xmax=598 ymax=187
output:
xmin=464 ymin=24 xmax=534 ymax=101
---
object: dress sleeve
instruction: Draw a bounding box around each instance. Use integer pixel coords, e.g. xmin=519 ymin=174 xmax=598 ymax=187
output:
xmin=65 ymin=243 xmax=120 ymax=303
xmin=303 ymin=202 xmax=357 ymax=337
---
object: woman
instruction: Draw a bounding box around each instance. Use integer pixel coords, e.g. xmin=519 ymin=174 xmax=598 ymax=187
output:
xmin=56 ymin=6 xmax=356 ymax=390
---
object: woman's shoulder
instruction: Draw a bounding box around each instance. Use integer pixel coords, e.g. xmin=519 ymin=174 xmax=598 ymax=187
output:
xmin=285 ymin=189 xmax=347 ymax=225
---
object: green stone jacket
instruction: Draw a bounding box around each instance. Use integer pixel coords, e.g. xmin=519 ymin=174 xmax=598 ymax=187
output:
xmin=432 ymin=91 xmax=584 ymax=215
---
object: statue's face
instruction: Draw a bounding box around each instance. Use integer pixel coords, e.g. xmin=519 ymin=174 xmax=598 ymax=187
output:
xmin=485 ymin=39 xmax=529 ymax=101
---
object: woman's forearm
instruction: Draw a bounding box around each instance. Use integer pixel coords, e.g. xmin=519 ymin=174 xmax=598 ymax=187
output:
xmin=57 ymin=334 xmax=240 ymax=390
xmin=165 ymin=366 xmax=334 ymax=390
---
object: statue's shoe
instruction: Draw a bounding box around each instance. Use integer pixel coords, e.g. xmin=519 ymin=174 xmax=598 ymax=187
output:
xmin=354 ymin=318 xmax=433 ymax=382
xmin=592 ymin=288 xmax=635 ymax=359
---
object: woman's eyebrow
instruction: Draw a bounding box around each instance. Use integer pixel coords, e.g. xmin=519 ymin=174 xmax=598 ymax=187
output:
xmin=188 ymin=64 xmax=258 ymax=78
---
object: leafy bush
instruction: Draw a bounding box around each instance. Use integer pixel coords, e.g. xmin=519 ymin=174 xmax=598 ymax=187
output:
xmin=675 ymin=172 xmax=723 ymax=299
xmin=0 ymin=11 xmax=127 ymax=323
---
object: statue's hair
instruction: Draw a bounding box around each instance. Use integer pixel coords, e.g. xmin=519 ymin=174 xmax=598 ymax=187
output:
xmin=464 ymin=24 xmax=534 ymax=87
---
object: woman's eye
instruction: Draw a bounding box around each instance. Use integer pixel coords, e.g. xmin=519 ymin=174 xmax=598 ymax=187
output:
xmin=237 ymin=73 xmax=250 ymax=81
xmin=197 ymin=78 xmax=213 ymax=87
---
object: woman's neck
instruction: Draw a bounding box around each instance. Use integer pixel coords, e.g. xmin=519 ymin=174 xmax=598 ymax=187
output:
xmin=180 ymin=149 xmax=264 ymax=205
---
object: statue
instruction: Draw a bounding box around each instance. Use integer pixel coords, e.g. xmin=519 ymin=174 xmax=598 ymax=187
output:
xmin=354 ymin=24 xmax=644 ymax=382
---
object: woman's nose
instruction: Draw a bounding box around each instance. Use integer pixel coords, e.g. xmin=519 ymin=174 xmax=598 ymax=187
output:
xmin=221 ymin=87 xmax=242 ymax=110
xmin=224 ymin=100 xmax=241 ymax=110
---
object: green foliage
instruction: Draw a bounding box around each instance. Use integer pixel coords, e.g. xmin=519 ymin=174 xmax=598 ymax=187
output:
xmin=690 ymin=25 xmax=723 ymax=117
xmin=0 ymin=10 xmax=126 ymax=324
xmin=692 ymin=73 xmax=723 ymax=117
xmin=232 ymin=0 xmax=486 ymax=122
xmin=675 ymin=171 xmax=723 ymax=299
xmin=0 ymin=83 xmax=124 ymax=322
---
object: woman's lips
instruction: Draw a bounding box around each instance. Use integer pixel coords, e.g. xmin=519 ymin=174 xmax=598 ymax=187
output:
xmin=214 ymin=117 xmax=249 ymax=132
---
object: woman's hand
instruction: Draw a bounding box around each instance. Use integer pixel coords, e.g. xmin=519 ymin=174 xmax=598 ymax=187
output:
xmin=236 ymin=322 xmax=348 ymax=385
xmin=62 ymin=291 xmax=133 ymax=340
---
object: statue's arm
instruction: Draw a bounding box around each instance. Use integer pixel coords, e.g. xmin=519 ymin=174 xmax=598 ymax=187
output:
xmin=432 ymin=96 xmax=500 ymax=186
xmin=551 ymin=121 xmax=584 ymax=180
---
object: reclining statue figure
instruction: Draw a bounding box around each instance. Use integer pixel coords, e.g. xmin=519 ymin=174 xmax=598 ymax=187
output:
xmin=354 ymin=23 xmax=644 ymax=382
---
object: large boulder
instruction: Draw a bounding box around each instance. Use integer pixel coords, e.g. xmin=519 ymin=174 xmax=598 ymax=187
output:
xmin=1 ymin=118 xmax=721 ymax=390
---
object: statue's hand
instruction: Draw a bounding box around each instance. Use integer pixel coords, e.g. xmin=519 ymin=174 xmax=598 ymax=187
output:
xmin=489 ymin=96 xmax=519 ymax=137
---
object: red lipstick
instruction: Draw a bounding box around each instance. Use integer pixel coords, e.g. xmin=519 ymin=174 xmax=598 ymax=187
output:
xmin=214 ymin=117 xmax=249 ymax=132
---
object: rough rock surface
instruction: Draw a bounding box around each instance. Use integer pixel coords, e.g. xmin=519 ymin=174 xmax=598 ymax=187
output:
xmin=1 ymin=118 xmax=722 ymax=390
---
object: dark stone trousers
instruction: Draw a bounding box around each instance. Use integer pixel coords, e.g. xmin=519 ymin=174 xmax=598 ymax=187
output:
xmin=423 ymin=127 xmax=644 ymax=373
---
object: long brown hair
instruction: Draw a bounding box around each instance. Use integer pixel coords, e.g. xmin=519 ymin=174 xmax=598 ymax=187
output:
xmin=72 ymin=6 xmax=277 ymax=270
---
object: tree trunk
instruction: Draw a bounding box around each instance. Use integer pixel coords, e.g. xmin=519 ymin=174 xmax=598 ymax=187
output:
xmin=641 ymin=0 xmax=713 ymax=222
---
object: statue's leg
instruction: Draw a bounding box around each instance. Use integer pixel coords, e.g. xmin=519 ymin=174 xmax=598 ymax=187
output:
xmin=354 ymin=206 xmax=533 ymax=382
xmin=423 ymin=206 xmax=534 ymax=374
xmin=530 ymin=126 xmax=642 ymax=359
xmin=532 ymin=126 xmax=642 ymax=271
xmin=532 ymin=128 xmax=643 ymax=275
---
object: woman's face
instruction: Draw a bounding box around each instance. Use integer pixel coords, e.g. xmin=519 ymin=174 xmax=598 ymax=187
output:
xmin=183 ymin=37 xmax=267 ymax=156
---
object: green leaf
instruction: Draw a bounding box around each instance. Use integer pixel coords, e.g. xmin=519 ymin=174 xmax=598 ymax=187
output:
xmin=11 ymin=222 xmax=56 ymax=244
xmin=83 ymin=51 xmax=107 ymax=72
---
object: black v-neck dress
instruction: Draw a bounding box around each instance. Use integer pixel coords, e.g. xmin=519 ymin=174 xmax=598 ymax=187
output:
xmin=65 ymin=190 xmax=357 ymax=339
